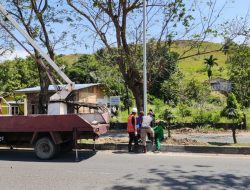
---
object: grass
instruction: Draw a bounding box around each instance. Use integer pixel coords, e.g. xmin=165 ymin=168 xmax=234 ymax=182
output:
xmin=173 ymin=41 xmax=228 ymax=82
xmin=61 ymin=54 xmax=82 ymax=65
xmin=110 ymin=110 xmax=129 ymax=123
xmin=61 ymin=41 xmax=229 ymax=83
xmin=60 ymin=41 xmax=229 ymax=84
xmin=114 ymin=102 xmax=249 ymax=128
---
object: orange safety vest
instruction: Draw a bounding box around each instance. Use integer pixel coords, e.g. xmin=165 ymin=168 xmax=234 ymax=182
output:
xmin=127 ymin=114 xmax=136 ymax=132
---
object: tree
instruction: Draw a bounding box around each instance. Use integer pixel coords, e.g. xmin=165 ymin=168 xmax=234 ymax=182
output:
xmin=0 ymin=23 xmax=13 ymax=57
xmin=147 ymin=40 xmax=179 ymax=97
xmin=160 ymin=70 xmax=184 ymax=105
xmin=94 ymin=51 xmax=127 ymax=98
xmin=65 ymin=54 xmax=98 ymax=84
xmin=204 ymin=55 xmax=218 ymax=82
xmin=160 ymin=107 xmax=175 ymax=138
xmin=221 ymin=93 xmax=242 ymax=143
xmin=184 ymin=79 xmax=211 ymax=103
xmin=227 ymin=45 xmax=250 ymax=107
xmin=67 ymin=0 xmax=229 ymax=110
xmin=0 ymin=57 xmax=39 ymax=94
xmin=3 ymin=0 xmax=72 ymax=113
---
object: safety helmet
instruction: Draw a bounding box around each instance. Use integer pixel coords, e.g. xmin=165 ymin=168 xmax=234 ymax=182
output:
xmin=132 ymin=107 xmax=137 ymax=113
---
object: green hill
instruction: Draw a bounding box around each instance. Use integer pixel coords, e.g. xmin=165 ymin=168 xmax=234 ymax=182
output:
xmin=60 ymin=54 xmax=82 ymax=65
xmin=62 ymin=41 xmax=228 ymax=83
xmin=173 ymin=41 xmax=227 ymax=82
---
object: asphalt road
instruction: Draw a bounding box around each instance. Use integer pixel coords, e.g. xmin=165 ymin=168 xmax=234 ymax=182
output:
xmin=0 ymin=149 xmax=250 ymax=190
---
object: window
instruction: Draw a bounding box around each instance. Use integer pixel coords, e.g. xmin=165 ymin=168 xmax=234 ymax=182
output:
xmin=11 ymin=106 xmax=19 ymax=115
xmin=31 ymin=104 xmax=36 ymax=114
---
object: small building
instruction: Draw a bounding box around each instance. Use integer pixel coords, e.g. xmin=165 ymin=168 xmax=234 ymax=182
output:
xmin=0 ymin=96 xmax=25 ymax=116
xmin=209 ymin=78 xmax=232 ymax=93
xmin=15 ymin=83 xmax=107 ymax=115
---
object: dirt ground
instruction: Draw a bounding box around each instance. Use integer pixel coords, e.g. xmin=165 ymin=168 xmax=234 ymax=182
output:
xmin=95 ymin=136 xmax=208 ymax=145
xmin=96 ymin=128 xmax=250 ymax=145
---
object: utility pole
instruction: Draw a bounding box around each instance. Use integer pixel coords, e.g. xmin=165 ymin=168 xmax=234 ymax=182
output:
xmin=143 ymin=0 xmax=147 ymax=114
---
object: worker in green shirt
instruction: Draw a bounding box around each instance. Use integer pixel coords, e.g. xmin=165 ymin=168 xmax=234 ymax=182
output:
xmin=153 ymin=121 xmax=165 ymax=152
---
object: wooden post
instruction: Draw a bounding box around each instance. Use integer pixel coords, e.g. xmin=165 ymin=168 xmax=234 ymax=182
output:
xmin=74 ymin=128 xmax=79 ymax=162
xmin=93 ymin=134 xmax=96 ymax=151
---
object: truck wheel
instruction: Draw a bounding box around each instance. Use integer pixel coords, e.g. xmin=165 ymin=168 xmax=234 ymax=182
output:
xmin=34 ymin=137 xmax=56 ymax=160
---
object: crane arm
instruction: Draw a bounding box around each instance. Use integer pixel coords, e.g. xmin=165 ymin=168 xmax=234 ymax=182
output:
xmin=0 ymin=4 xmax=72 ymax=84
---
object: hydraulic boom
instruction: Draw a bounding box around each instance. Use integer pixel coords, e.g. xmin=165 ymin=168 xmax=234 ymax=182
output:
xmin=0 ymin=3 xmax=75 ymax=114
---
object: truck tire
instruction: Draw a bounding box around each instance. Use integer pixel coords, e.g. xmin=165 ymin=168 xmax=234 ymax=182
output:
xmin=34 ymin=137 xmax=56 ymax=160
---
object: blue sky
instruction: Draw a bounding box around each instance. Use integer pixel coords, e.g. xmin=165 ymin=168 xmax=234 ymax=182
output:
xmin=1 ymin=0 xmax=250 ymax=61
xmin=219 ymin=0 xmax=250 ymax=19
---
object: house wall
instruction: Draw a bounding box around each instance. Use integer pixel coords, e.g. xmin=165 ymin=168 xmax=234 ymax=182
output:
xmin=78 ymin=86 xmax=104 ymax=103
xmin=27 ymin=93 xmax=39 ymax=115
xmin=26 ymin=93 xmax=54 ymax=115
xmin=211 ymin=81 xmax=232 ymax=92
xmin=0 ymin=96 xmax=25 ymax=115
xmin=77 ymin=86 xmax=104 ymax=113
xmin=25 ymin=85 xmax=105 ymax=114
xmin=1 ymin=104 xmax=9 ymax=115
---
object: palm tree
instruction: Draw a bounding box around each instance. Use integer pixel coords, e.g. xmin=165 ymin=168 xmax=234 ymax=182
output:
xmin=204 ymin=55 xmax=218 ymax=83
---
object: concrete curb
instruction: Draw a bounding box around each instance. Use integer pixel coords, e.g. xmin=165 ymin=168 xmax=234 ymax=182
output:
xmin=78 ymin=143 xmax=250 ymax=154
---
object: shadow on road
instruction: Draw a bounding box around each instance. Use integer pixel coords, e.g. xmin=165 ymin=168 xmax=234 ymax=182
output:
xmin=112 ymin=150 xmax=133 ymax=154
xmin=0 ymin=148 xmax=96 ymax=163
xmin=208 ymin=142 xmax=231 ymax=146
xmin=112 ymin=150 xmax=146 ymax=154
xmin=109 ymin=164 xmax=250 ymax=190
xmin=109 ymin=186 xmax=146 ymax=190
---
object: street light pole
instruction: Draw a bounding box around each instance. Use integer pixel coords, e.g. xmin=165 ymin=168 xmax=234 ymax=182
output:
xmin=143 ymin=0 xmax=147 ymax=114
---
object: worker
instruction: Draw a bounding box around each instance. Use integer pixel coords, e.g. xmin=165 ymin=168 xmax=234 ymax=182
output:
xmin=127 ymin=107 xmax=138 ymax=152
xmin=153 ymin=121 xmax=165 ymax=153
xmin=149 ymin=109 xmax=155 ymax=117
xmin=149 ymin=109 xmax=155 ymax=125
xmin=141 ymin=113 xmax=154 ymax=153
xmin=136 ymin=111 xmax=144 ymax=142
xmin=147 ymin=109 xmax=155 ymax=140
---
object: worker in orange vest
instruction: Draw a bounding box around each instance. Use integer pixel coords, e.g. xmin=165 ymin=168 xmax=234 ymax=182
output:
xmin=127 ymin=107 xmax=138 ymax=152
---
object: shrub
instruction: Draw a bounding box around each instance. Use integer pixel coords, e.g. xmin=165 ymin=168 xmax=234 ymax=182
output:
xmin=221 ymin=93 xmax=242 ymax=120
xmin=184 ymin=79 xmax=211 ymax=103
xmin=178 ymin=103 xmax=192 ymax=117
xmin=193 ymin=111 xmax=220 ymax=124
xmin=208 ymin=96 xmax=224 ymax=106
xmin=160 ymin=107 xmax=176 ymax=124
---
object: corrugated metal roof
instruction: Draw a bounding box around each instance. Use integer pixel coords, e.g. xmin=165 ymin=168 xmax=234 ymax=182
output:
xmin=15 ymin=83 xmax=100 ymax=94
xmin=7 ymin=101 xmax=24 ymax=104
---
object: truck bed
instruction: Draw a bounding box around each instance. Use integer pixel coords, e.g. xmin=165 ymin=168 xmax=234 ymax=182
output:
xmin=0 ymin=112 xmax=109 ymax=135
xmin=0 ymin=112 xmax=109 ymax=159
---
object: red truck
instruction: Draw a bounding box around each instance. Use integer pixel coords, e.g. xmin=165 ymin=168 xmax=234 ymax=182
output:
xmin=0 ymin=4 xmax=110 ymax=159
xmin=0 ymin=110 xmax=109 ymax=159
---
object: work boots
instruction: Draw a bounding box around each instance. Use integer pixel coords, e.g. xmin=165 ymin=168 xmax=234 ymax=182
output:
xmin=128 ymin=144 xmax=132 ymax=152
xmin=134 ymin=145 xmax=139 ymax=153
